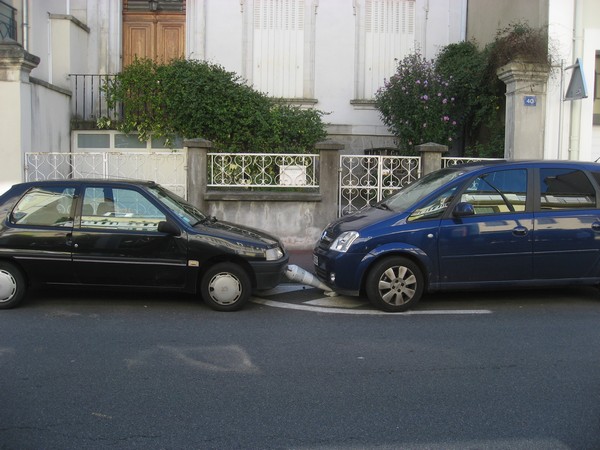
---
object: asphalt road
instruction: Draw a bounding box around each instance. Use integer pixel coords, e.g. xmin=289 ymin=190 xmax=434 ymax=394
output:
xmin=1 ymin=284 xmax=600 ymax=449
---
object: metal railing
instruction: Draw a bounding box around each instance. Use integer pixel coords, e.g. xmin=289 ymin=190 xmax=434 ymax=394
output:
xmin=70 ymin=74 xmax=121 ymax=125
xmin=24 ymin=151 xmax=187 ymax=198
xmin=442 ymin=157 xmax=502 ymax=167
xmin=339 ymin=155 xmax=421 ymax=215
xmin=207 ymin=153 xmax=319 ymax=189
xmin=0 ymin=0 xmax=17 ymax=41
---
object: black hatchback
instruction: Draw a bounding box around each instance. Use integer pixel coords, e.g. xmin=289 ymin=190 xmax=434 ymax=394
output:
xmin=0 ymin=180 xmax=288 ymax=311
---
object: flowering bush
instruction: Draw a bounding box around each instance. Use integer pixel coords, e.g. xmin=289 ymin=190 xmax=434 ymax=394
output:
xmin=375 ymin=53 xmax=459 ymax=154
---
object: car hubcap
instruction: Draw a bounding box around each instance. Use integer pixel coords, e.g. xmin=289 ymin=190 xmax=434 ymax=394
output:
xmin=0 ymin=269 xmax=17 ymax=302
xmin=378 ymin=266 xmax=416 ymax=306
xmin=208 ymin=272 xmax=242 ymax=305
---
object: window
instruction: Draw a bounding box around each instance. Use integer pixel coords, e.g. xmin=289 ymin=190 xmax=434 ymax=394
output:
xmin=459 ymin=169 xmax=527 ymax=215
xmin=11 ymin=187 xmax=75 ymax=228
xmin=81 ymin=187 xmax=166 ymax=231
xmin=357 ymin=0 xmax=415 ymax=99
xmin=539 ymin=169 xmax=596 ymax=210
xmin=408 ymin=186 xmax=458 ymax=222
xmin=252 ymin=0 xmax=308 ymax=98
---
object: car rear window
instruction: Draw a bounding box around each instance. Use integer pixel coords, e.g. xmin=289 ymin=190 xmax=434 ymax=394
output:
xmin=539 ymin=168 xmax=596 ymax=210
xmin=11 ymin=187 xmax=75 ymax=227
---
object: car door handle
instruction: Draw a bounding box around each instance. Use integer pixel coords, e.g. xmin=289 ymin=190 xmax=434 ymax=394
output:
xmin=592 ymin=222 xmax=600 ymax=232
xmin=512 ymin=226 xmax=528 ymax=236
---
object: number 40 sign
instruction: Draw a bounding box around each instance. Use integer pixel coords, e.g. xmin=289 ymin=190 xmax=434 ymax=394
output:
xmin=524 ymin=95 xmax=537 ymax=107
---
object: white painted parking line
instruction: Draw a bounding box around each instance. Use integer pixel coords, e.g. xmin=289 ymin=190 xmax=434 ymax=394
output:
xmin=251 ymin=297 xmax=492 ymax=315
xmin=304 ymin=296 xmax=368 ymax=308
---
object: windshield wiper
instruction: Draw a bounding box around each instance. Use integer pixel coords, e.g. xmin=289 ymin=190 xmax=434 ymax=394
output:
xmin=192 ymin=215 xmax=218 ymax=227
xmin=374 ymin=202 xmax=392 ymax=211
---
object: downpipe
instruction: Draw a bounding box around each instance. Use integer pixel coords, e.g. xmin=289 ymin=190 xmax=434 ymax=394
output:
xmin=285 ymin=264 xmax=338 ymax=297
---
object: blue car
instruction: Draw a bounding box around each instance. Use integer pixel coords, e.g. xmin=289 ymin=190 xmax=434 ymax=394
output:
xmin=314 ymin=160 xmax=600 ymax=312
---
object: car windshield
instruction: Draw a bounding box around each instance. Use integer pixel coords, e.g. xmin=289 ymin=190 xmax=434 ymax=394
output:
xmin=147 ymin=185 xmax=207 ymax=225
xmin=375 ymin=168 xmax=465 ymax=212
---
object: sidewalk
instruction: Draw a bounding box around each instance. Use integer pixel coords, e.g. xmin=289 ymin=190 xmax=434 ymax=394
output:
xmin=287 ymin=248 xmax=314 ymax=271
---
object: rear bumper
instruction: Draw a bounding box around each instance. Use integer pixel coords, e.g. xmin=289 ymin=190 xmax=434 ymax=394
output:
xmin=249 ymin=254 xmax=290 ymax=290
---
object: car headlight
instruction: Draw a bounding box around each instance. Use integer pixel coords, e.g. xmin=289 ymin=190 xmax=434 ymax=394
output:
xmin=330 ymin=231 xmax=359 ymax=253
xmin=265 ymin=247 xmax=284 ymax=261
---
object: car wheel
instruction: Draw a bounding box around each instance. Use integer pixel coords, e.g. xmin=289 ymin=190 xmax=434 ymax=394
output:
xmin=366 ymin=257 xmax=424 ymax=312
xmin=200 ymin=263 xmax=251 ymax=311
xmin=0 ymin=262 xmax=26 ymax=309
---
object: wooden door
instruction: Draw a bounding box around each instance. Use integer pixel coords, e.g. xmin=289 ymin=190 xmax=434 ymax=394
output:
xmin=123 ymin=11 xmax=185 ymax=66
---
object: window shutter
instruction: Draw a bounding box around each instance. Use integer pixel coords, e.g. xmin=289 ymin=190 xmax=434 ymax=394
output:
xmin=363 ymin=0 xmax=415 ymax=98
xmin=253 ymin=0 xmax=305 ymax=98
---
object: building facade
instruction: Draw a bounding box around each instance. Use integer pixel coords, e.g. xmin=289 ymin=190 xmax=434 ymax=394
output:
xmin=0 ymin=0 xmax=467 ymax=193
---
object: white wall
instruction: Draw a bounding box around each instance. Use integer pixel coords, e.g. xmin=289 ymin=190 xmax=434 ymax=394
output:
xmin=0 ymin=84 xmax=26 ymax=194
xmin=198 ymin=0 xmax=467 ymax=153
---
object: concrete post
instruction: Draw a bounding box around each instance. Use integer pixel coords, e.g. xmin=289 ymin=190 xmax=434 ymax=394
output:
xmin=315 ymin=140 xmax=344 ymax=224
xmin=417 ymin=142 xmax=448 ymax=175
xmin=497 ymin=62 xmax=549 ymax=160
xmin=184 ymin=138 xmax=212 ymax=211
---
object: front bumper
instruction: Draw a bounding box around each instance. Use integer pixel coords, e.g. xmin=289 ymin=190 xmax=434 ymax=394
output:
xmin=313 ymin=247 xmax=364 ymax=296
xmin=249 ymin=253 xmax=290 ymax=290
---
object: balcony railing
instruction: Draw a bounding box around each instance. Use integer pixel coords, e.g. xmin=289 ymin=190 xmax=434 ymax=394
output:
xmin=0 ymin=0 xmax=17 ymax=41
xmin=70 ymin=74 xmax=121 ymax=127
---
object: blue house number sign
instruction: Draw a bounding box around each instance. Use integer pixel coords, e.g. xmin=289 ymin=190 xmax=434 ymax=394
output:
xmin=524 ymin=95 xmax=537 ymax=107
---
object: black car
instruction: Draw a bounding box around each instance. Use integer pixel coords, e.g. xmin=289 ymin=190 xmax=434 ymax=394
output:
xmin=0 ymin=179 xmax=288 ymax=311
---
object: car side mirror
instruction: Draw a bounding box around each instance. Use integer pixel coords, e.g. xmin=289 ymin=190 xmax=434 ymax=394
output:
xmin=453 ymin=202 xmax=475 ymax=218
xmin=158 ymin=220 xmax=181 ymax=236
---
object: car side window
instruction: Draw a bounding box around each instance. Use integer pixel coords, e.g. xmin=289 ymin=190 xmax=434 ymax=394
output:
xmin=10 ymin=187 xmax=75 ymax=227
xmin=81 ymin=187 xmax=166 ymax=231
xmin=459 ymin=169 xmax=527 ymax=215
xmin=540 ymin=168 xmax=596 ymax=210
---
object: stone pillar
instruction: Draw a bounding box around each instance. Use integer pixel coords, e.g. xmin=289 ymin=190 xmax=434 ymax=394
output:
xmin=184 ymin=138 xmax=212 ymax=211
xmin=315 ymin=140 xmax=344 ymax=223
xmin=417 ymin=142 xmax=448 ymax=176
xmin=0 ymin=39 xmax=40 ymax=193
xmin=497 ymin=62 xmax=549 ymax=160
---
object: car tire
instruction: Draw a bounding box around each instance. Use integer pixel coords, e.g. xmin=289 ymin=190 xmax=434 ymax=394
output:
xmin=200 ymin=263 xmax=251 ymax=311
xmin=366 ymin=256 xmax=424 ymax=312
xmin=0 ymin=262 xmax=26 ymax=309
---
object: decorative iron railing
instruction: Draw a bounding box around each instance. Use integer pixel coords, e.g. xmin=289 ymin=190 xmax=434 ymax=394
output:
xmin=24 ymin=152 xmax=187 ymax=198
xmin=70 ymin=74 xmax=120 ymax=126
xmin=442 ymin=157 xmax=502 ymax=167
xmin=0 ymin=0 xmax=17 ymax=41
xmin=339 ymin=155 xmax=421 ymax=216
xmin=207 ymin=153 xmax=319 ymax=189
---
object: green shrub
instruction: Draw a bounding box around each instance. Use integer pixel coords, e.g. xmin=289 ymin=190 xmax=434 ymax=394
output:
xmin=102 ymin=58 xmax=327 ymax=153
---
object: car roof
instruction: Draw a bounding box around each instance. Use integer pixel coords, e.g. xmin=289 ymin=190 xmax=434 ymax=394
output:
xmin=13 ymin=179 xmax=158 ymax=189
xmin=447 ymin=159 xmax=600 ymax=172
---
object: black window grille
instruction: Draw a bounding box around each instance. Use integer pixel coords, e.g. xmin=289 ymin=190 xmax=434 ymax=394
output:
xmin=0 ymin=0 xmax=17 ymax=41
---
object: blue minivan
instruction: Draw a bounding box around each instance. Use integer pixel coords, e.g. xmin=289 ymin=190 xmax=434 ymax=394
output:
xmin=314 ymin=160 xmax=600 ymax=312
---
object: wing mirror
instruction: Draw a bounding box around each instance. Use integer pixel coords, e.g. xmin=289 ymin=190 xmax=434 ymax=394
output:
xmin=158 ymin=220 xmax=181 ymax=236
xmin=452 ymin=202 xmax=475 ymax=218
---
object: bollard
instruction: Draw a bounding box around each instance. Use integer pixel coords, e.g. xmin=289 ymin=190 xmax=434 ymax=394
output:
xmin=285 ymin=264 xmax=337 ymax=296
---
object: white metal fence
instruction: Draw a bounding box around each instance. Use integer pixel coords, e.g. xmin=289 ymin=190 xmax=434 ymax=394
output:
xmin=207 ymin=153 xmax=319 ymax=189
xmin=24 ymin=152 xmax=187 ymax=198
xmin=339 ymin=155 xmax=421 ymax=215
xmin=442 ymin=157 xmax=501 ymax=167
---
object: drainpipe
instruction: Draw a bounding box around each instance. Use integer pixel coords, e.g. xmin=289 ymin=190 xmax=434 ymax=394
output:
xmin=21 ymin=0 xmax=29 ymax=50
xmin=568 ymin=0 xmax=583 ymax=160
xmin=423 ymin=0 xmax=429 ymax=58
